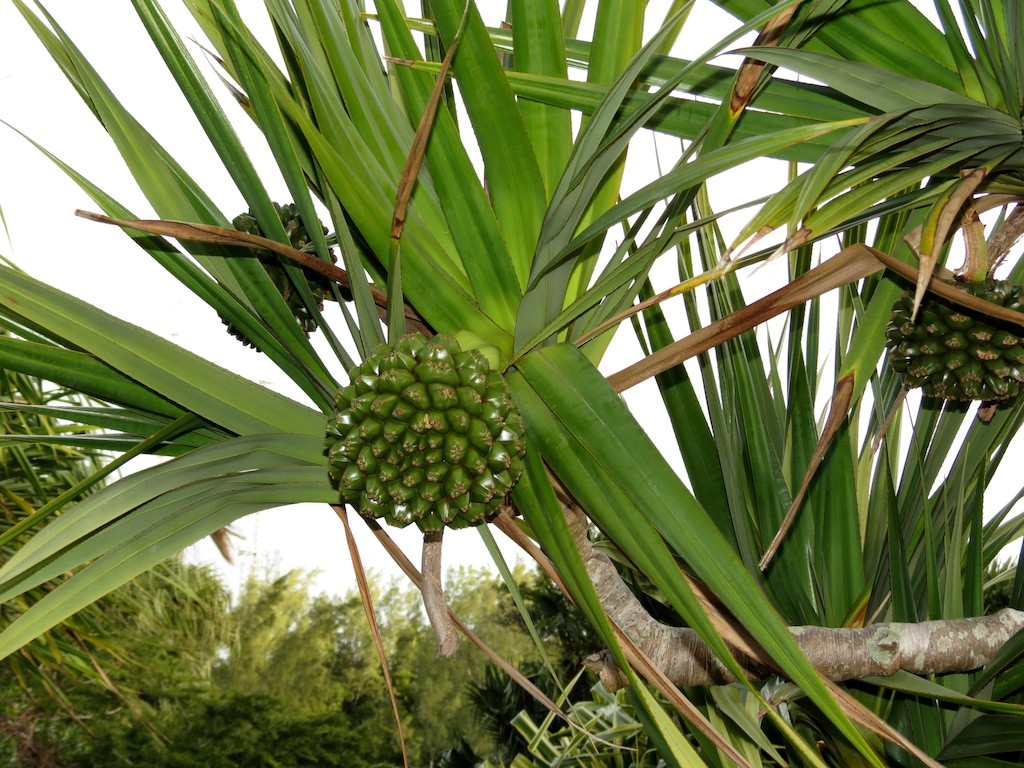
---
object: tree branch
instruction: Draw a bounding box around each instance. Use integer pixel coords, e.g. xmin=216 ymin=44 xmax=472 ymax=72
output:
xmin=553 ymin=498 xmax=1024 ymax=690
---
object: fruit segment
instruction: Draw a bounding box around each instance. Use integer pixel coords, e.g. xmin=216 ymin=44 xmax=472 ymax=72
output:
xmin=325 ymin=333 xmax=525 ymax=530
xmin=886 ymin=280 xmax=1024 ymax=402
xmin=224 ymin=202 xmax=336 ymax=346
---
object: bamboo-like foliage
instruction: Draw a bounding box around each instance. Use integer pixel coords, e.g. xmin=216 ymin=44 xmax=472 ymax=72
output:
xmin=3 ymin=0 xmax=1024 ymax=764
xmin=0 ymin=347 xmax=200 ymax=728
xmin=0 ymin=353 xmax=114 ymax=707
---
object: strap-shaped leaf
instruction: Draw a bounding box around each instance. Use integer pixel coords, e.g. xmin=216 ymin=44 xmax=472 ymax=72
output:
xmin=508 ymin=0 xmax=572 ymax=198
xmin=17 ymin=2 xmax=241 ymax=291
xmin=0 ymin=465 xmax=334 ymax=662
xmin=378 ymin=0 xmax=523 ymax=327
xmin=0 ymin=335 xmax=183 ymax=420
xmin=518 ymin=8 xmax=692 ymax=346
xmin=938 ymin=714 xmax=1024 ymax=761
xmin=15 ymin=1 xmax=343 ymax=406
xmin=0 ymin=404 xmax=216 ymax=446
xmin=1 ymin=121 xmax=329 ymax=400
xmin=430 ymin=0 xmax=547 ymax=287
xmin=0 ymin=433 xmax=327 ymax=598
xmin=133 ymin=0 xmax=339 ymax=391
xmin=510 ymin=366 xmax=744 ymax=677
xmin=733 ymin=47 xmax=983 ymax=113
xmin=509 ymin=343 xmax=874 ymax=755
xmin=0 ymin=266 xmax=324 ymax=436
xmin=398 ymin=58 xmax=846 ymax=163
xmin=566 ymin=117 xmax=866 ymax=279
xmin=510 ymin=448 xmax=710 ymax=766
xmin=636 ymin=280 xmax=731 ymax=533
xmin=717 ymin=0 xmax=959 ymax=87
xmin=0 ymin=432 xmax=197 ymax=456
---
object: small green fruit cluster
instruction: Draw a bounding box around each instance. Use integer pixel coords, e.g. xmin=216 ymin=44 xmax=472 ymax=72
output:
xmin=886 ymin=280 xmax=1024 ymax=401
xmin=324 ymin=333 xmax=525 ymax=530
xmin=226 ymin=203 xmax=335 ymax=345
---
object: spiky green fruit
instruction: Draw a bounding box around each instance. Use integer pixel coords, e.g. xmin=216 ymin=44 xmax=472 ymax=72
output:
xmin=324 ymin=333 xmax=526 ymax=531
xmin=886 ymin=280 xmax=1024 ymax=401
xmin=224 ymin=203 xmax=335 ymax=346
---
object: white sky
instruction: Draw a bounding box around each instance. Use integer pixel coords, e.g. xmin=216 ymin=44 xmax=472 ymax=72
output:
xmin=6 ymin=1 xmax=1014 ymax=600
xmin=0 ymin=1 xmax=770 ymax=598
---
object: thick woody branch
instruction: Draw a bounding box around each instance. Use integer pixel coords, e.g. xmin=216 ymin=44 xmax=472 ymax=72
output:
xmin=561 ymin=503 xmax=1024 ymax=690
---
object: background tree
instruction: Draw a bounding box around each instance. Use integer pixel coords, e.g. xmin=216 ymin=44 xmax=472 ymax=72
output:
xmin=2 ymin=560 xmax=579 ymax=766
xmin=3 ymin=1 xmax=1024 ymax=765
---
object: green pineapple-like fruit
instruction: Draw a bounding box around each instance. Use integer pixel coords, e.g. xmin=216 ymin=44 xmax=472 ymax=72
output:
xmin=324 ymin=333 xmax=525 ymax=531
xmin=886 ymin=280 xmax=1024 ymax=401
xmin=225 ymin=202 xmax=335 ymax=346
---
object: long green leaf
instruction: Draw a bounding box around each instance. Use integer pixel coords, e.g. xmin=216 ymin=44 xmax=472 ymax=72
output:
xmin=0 ymin=403 xmax=221 ymax=450
xmin=429 ymin=0 xmax=546 ymax=288
xmin=0 ymin=468 xmax=333 ymax=661
xmin=0 ymin=433 xmax=326 ymax=597
xmin=510 ymin=448 xmax=711 ymax=767
xmin=510 ymin=343 xmax=880 ymax=761
xmin=0 ymin=414 xmax=203 ymax=549
xmin=0 ymin=335 xmax=183 ymax=420
xmin=718 ymin=0 xmax=960 ymax=88
xmin=734 ymin=47 xmax=981 ymax=112
xmin=508 ymin=0 xmax=572 ymax=198
xmin=0 ymin=266 xmax=323 ymax=436
xmin=563 ymin=117 xmax=867 ymax=272
xmin=0 ymin=120 xmax=331 ymax=402
xmin=132 ymin=0 xmax=338 ymax=390
xmin=378 ymin=0 xmax=523 ymax=325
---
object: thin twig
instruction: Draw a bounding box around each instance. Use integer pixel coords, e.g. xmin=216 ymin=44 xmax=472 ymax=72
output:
xmin=333 ymin=505 xmax=410 ymax=768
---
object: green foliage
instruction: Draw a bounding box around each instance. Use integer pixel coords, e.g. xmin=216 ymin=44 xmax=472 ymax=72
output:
xmin=1 ymin=559 xmax=586 ymax=767
xmin=510 ymin=684 xmax=663 ymax=768
xmin=984 ymin=557 xmax=1021 ymax=613
xmin=0 ymin=558 xmax=231 ymax=768
xmin=0 ymin=359 xmax=139 ymax=761
xmin=5 ymin=1 xmax=1024 ymax=764
xmin=77 ymin=693 xmax=364 ymax=768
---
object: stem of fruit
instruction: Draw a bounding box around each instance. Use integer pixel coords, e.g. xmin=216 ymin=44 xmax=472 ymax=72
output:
xmin=422 ymin=529 xmax=459 ymax=657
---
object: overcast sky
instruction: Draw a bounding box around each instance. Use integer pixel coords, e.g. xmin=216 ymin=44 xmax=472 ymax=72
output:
xmin=8 ymin=2 xmax=971 ymax=599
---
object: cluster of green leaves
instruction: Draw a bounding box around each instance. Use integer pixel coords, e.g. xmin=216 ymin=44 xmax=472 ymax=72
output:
xmin=3 ymin=0 xmax=1024 ymax=765
xmin=1 ymin=557 xmax=230 ymax=767
xmin=0 ymin=358 xmax=127 ymax=721
xmin=508 ymin=684 xmax=662 ymax=768
xmin=3 ymin=562 xmax=585 ymax=767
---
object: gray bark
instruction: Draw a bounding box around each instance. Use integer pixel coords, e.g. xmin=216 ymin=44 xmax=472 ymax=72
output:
xmin=561 ymin=504 xmax=1024 ymax=689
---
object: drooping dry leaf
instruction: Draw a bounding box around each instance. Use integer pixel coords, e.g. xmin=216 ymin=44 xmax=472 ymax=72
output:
xmin=608 ymin=244 xmax=884 ymax=392
xmin=909 ymin=167 xmax=986 ymax=319
xmin=334 ymin=504 xmax=410 ymax=768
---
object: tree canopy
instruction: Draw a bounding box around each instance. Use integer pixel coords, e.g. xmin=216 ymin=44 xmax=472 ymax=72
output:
xmin=2 ymin=560 xmax=598 ymax=767
xmin=4 ymin=1 xmax=1024 ymax=765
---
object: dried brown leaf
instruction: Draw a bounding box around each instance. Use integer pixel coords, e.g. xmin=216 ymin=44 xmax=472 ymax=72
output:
xmin=608 ymin=244 xmax=884 ymax=392
xmin=759 ymin=372 xmax=854 ymax=570
xmin=730 ymin=5 xmax=798 ymax=114
xmin=334 ymin=505 xmax=410 ymax=768
xmin=75 ymin=209 xmax=431 ymax=334
xmin=911 ymin=167 xmax=986 ymax=319
xmin=390 ymin=2 xmax=467 ymax=241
